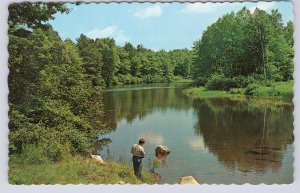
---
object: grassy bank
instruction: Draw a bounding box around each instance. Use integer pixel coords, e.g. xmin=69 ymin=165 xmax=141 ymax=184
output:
xmin=183 ymin=81 xmax=293 ymax=100
xmin=9 ymin=155 xmax=155 ymax=185
xmin=172 ymin=76 xmax=193 ymax=83
xmin=183 ymin=87 xmax=234 ymax=98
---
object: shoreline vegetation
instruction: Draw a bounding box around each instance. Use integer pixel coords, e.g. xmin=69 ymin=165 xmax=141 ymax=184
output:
xmin=183 ymin=81 xmax=293 ymax=102
xmin=9 ymin=155 xmax=155 ymax=185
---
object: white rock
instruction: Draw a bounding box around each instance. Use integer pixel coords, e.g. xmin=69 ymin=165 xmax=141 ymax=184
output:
xmin=180 ymin=176 xmax=199 ymax=184
xmin=118 ymin=181 xmax=126 ymax=185
xmin=91 ymin=155 xmax=105 ymax=164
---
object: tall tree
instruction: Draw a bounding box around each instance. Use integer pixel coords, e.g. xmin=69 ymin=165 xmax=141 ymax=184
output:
xmin=77 ymin=34 xmax=104 ymax=86
xmin=8 ymin=3 xmax=69 ymax=36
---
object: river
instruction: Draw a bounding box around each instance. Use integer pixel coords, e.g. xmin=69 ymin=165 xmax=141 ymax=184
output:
xmin=99 ymin=83 xmax=294 ymax=184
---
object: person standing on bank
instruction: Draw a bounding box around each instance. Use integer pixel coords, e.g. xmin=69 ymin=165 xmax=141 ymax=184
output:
xmin=131 ymin=138 xmax=146 ymax=180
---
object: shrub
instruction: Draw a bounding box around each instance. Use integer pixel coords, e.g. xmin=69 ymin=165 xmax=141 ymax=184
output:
xmin=206 ymin=74 xmax=235 ymax=91
xmin=19 ymin=144 xmax=50 ymax=165
xmin=232 ymin=75 xmax=255 ymax=88
xmin=45 ymin=141 xmax=72 ymax=162
xmin=244 ymin=84 xmax=258 ymax=96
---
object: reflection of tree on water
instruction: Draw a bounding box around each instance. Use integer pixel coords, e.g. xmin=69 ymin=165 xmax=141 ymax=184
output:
xmin=193 ymin=98 xmax=293 ymax=173
xmin=102 ymin=83 xmax=192 ymax=131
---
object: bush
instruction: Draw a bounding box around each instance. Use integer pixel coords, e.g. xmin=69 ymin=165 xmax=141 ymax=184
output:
xmin=232 ymin=75 xmax=256 ymax=88
xmin=206 ymin=74 xmax=235 ymax=91
xmin=111 ymin=76 xmax=119 ymax=85
xmin=18 ymin=145 xmax=50 ymax=165
xmin=244 ymin=84 xmax=258 ymax=96
xmin=45 ymin=141 xmax=72 ymax=162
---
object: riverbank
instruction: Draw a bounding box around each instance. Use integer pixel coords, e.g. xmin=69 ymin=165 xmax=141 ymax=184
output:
xmin=172 ymin=76 xmax=193 ymax=83
xmin=183 ymin=81 xmax=293 ymax=101
xmin=9 ymin=155 xmax=155 ymax=184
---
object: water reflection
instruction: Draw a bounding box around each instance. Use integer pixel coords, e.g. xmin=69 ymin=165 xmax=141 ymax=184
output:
xmin=102 ymin=83 xmax=192 ymax=130
xmin=100 ymin=83 xmax=294 ymax=183
xmin=193 ymin=98 xmax=294 ymax=173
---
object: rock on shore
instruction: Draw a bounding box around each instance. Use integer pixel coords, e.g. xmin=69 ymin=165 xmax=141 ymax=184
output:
xmin=180 ymin=176 xmax=199 ymax=184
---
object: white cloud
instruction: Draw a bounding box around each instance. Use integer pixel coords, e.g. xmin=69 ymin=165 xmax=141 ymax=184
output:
xmin=188 ymin=137 xmax=206 ymax=151
xmin=114 ymin=34 xmax=130 ymax=45
xmin=249 ymin=2 xmax=275 ymax=13
xmin=134 ymin=5 xmax=162 ymax=19
xmin=85 ymin=25 xmax=130 ymax=45
xmin=86 ymin=25 xmax=117 ymax=38
xmin=181 ymin=2 xmax=222 ymax=14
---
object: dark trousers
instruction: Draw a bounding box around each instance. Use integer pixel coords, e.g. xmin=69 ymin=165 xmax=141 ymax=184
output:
xmin=132 ymin=156 xmax=143 ymax=180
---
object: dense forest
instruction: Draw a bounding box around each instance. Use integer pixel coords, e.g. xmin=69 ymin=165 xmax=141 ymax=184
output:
xmin=191 ymin=7 xmax=294 ymax=92
xmin=8 ymin=2 xmax=293 ymax=163
xmin=76 ymin=35 xmax=192 ymax=87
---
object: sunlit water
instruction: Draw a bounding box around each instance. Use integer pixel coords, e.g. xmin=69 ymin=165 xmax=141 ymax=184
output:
xmin=99 ymin=83 xmax=293 ymax=184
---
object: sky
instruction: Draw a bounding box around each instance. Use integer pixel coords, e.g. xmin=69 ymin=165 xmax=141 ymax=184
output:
xmin=49 ymin=1 xmax=294 ymax=51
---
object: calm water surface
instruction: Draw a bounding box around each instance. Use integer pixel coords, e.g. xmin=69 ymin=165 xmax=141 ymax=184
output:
xmin=99 ymin=83 xmax=294 ymax=184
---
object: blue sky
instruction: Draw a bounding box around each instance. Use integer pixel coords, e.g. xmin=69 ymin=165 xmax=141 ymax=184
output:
xmin=49 ymin=2 xmax=293 ymax=51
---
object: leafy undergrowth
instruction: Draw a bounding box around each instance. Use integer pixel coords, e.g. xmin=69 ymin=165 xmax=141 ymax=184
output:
xmin=9 ymin=155 xmax=155 ymax=185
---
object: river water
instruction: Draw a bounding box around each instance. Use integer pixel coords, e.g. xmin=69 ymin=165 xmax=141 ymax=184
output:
xmin=99 ymin=83 xmax=294 ymax=184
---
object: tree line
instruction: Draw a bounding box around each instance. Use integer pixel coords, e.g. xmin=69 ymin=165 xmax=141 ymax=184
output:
xmin=191 ymin=7 xmax=293 ymax=92
xmin=77 ymin=35 xmax=192 ymax=87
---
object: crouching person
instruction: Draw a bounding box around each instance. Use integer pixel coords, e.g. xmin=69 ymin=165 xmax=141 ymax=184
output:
xmin=131 ymin=138 xmax=146 ymax=180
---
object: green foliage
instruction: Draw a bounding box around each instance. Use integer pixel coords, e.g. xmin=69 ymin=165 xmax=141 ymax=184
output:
xmin=206 ymin=74 xmax=235 ymax=91
xmin=192 ymin=77 xmax=208 ymax=87
xmin=245 ymin=84 xmax=259 ymax=96
xmin=8 ymin=25 xmax=106 ymax=161
xmin=8 ymin=3 xmax=69 ymax=35
xmin=232 ymin=76 xmax=255 ymax=88
xmin=18 ymin=145 xmax=51 ymax=165
xmin=192 ymin=7 xmax=294 ymax=88
xmin=76 ymin=35 xmax=191 ymax=86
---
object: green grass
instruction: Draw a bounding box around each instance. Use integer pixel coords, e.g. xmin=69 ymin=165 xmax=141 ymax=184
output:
xmin=183 ymin=81 xmax=293 ymax=101
xmin=182 ymin=87 xmax=238 ymax=98
xmin=253 ymin=81 xmax=293 ymax=100
xmin=9 ymin=155 xmax=155 ymax=185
